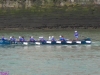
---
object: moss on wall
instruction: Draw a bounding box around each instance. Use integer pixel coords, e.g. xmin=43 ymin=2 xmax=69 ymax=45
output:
xmin=0 ymin=5 xmax=100 ymax=31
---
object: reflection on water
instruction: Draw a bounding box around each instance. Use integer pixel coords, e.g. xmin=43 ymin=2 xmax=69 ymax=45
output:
xmin=0 ymin=44 xmax=100 ymax=75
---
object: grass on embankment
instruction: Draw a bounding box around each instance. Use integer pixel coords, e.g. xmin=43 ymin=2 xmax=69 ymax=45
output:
xmin=0 ymin=4 xmax=100 ymax=17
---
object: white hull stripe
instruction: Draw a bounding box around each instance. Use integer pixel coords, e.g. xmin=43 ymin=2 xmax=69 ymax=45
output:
xmin=46 ymin=41 xmax=51 ymax=44
xmin=86 ymin=41 xmax=91 ymax=43
xmin=35 ymin=42 xmax=41 ymax=45
xmin=76 ymin=41 xmax=81 ymax=44
xmin=67 ymin=41 xmax=72 ymax=44
xmin=56 ymin=41 xmax=61 ymax=43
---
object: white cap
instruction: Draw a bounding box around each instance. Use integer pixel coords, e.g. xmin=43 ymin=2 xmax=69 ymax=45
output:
xmin=39 ymin=36 xmax=43 ymax=38
xmin=75 ymin=31 xmax=77 ymax=32
xmin=52 ymin=36 xmax=54 ymax=37
xmin=10 ymin=36 xmax=12 ymax=38
xmin=59 ymin=35 xmax=61 ymax=37
xmin=19 ymin=36 xmax=21 ymax=38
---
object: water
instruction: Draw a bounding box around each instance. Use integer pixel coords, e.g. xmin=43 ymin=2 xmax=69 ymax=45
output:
xmin=0 ymin=30 xmax=100 ymax=75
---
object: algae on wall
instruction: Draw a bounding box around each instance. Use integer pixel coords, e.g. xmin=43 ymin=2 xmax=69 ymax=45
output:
xmin=0 ymin=0 xmax=100 ymax=31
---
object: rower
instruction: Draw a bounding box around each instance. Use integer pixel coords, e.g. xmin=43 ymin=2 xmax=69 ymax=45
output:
xmin=19 ymin=36 xmax=25 ymax=42
xmin=10 ymin=36 xmax=16 ymax=42
xmin=59 ymin=35 xmax=66 ymax=41
xmin=29 ymin=36 xmax=35 ymax=42
xmin=39 ymin=36 xmax=46 ymax=42
xmin=1 ymin=36 xmax=5 ymax=40
xmin=51 ymin=36 xmax=56 ymax=41
xmin=19 ymin=36 xmax=22 ymax=41
xmin=74 ymin=31 xmax=79 ymax=40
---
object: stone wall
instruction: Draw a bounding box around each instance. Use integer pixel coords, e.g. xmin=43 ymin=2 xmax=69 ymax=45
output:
xmin=0 ymin=15 xmax=100 ymax=31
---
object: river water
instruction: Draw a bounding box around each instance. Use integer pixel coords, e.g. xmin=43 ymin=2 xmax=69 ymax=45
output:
xmin=0 ymin=30 xmax=100 ymax=75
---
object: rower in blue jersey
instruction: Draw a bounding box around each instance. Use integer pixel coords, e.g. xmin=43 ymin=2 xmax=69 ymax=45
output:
xmin=51 ymin=36 xmax=56 ymax=41
xmin=10 ymin=36 xmax=16 ymax=42
xmin=29 ymin=36 xmax=35 ymax=42
xmin=1 ymin=36 xmax=5 ymax=40
xmin=59 ymin=35 xmax=66 ymax=41
xmin=19 ymin=36 xmax=22 ymax=41
xmin=19 ymin=36 xmax=25 ymax=42
xmin=39 ymin=36 xmax=46 ymax=42
xmin=74 ymin=31 xmax=79 ymax=40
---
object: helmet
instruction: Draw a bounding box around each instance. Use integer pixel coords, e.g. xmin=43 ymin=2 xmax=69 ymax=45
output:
xmin=49 ymin=36 xmax=51 ymax=38
xmin=59 ymin=35 xmax=61 ymax=37
xmin=75 ymin=31 xmax=77 ymax=32
xmin=52 ymin=36 xmax=54 ymax=37
xmin=39 ymin=36 xmax=43 ymax=38
xmin=10 ymin=36 xmax=12 ymax=38
xmin=19 ymin=36 xmax=21 ymax=38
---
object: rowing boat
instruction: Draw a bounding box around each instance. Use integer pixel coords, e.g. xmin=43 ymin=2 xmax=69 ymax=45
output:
xmin=0 ymin=38 xmax=91 ymax=45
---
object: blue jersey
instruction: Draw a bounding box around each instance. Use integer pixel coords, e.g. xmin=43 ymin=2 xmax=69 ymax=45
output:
xmin=10 ymin=38 xmax=16 ymax=42
xmin=74 ymin=32 xmax=78 ymax=36
xmin=74 ymin=32 xmax=79 ymax=38
xmin=60 ymin=37 xmax=66 ymax=41
xmin=19 ymin=38 xmax=25 ymax=42
xmin=2 ymin=37 xmax=5 ymax=40
xmin=51 ymin=37 xmax=56 ymax=41
xmin=40 ymin=38 xmax=45 ymax=41
xmin=30 ymin=38 xmax=35 ymax=42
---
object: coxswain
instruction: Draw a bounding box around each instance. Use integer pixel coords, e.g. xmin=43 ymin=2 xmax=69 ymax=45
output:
xmin=74 ymin=31 xmax=79 ymax=40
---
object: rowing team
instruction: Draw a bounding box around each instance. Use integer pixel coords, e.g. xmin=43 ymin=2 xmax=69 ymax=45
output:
xmin=1 ymin=35 xmax=68 ymax=42
xmin=1 ymin=31 xmax=79 ymax=42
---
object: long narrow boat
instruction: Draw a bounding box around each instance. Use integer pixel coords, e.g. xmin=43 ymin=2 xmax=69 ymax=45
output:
xmin=0 ymin=38 xmax=91 ymax=45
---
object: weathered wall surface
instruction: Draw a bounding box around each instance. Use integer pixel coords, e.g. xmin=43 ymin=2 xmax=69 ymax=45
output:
xmin=0 ymin=15 xmax=100 ymax=31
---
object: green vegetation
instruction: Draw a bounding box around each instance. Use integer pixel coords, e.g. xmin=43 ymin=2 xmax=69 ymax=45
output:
xmin=0 ymin=4 xmax=100 ymax=17
xmin=0 ymin=0 xmax=99 ymax=17
xmin=0 ymin=0 xmax=100 ymax=30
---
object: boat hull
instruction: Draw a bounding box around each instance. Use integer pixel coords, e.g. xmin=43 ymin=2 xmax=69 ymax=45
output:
xmin=0 ymin=38 xmax=91 ymax=45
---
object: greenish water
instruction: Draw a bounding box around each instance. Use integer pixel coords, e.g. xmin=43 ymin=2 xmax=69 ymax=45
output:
xmin=0 ymin=30 xmax=100 ymax=75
